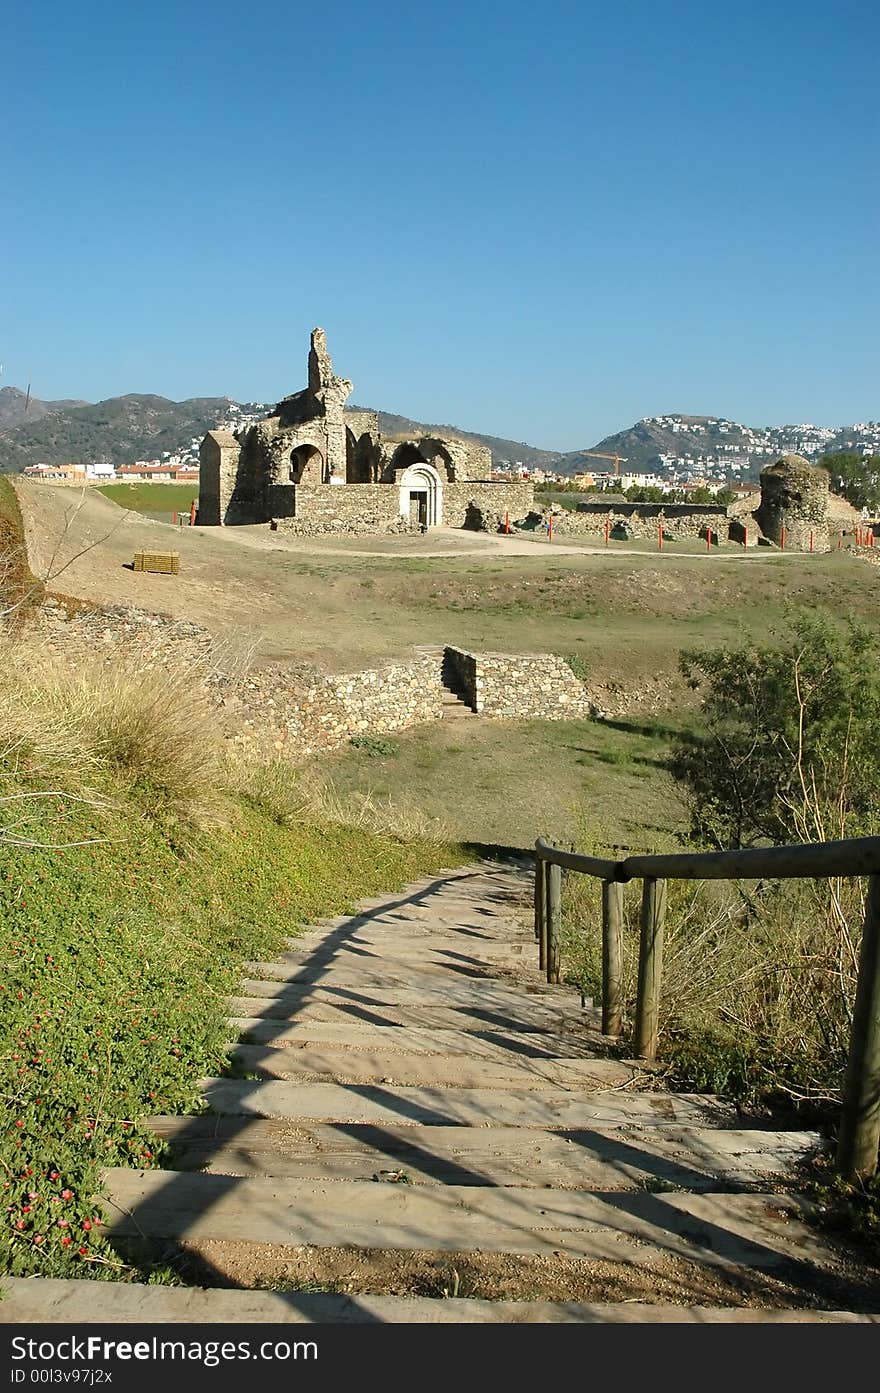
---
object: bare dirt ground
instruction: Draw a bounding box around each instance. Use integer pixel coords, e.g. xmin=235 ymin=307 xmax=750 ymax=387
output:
xmin=13 ymin=480 xmax=879 ymax=684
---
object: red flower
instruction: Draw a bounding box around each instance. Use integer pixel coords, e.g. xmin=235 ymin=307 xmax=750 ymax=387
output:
xmin=33 ymin=1234 xmax=44 ymax=1245
xmin=78 ymin=1246 xmax=88 ymax=1256
xmin=60 ymin=1236 xmax=71 ymax=1247
xmin=61 ymin=1189 xmax=73 ymax=1200
xmin=14 ymin=1120 xmax=23 ymax=1129
xmin=81 ymin=1220 xmax=92 ymax=1231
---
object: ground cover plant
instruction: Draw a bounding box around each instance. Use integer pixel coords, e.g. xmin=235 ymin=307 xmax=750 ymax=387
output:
xmin=0 ymin=641 xmax=462 ymax=1281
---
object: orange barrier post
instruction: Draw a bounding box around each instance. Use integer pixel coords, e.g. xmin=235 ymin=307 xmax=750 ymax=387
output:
xmin=172 ymin=511 xmax=177 ymax=525
xmin=706 ymin=529 xmax=711 ymax=551
xmin=781 ymin=526 xmax=786 ymax=551
xmin=505 ymin=511 xmax=510 ymax=535
xmin=548 ymin=514 xmax=553 ymax=542
xmin=190 ymin=499 xmax=197 ymax=526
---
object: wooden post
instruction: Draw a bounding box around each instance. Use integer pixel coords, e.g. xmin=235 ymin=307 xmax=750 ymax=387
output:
xmin=601 ymin=880 xmax=624 ymax=1037
xmin=634 ymin=877 xmax=667 ymax=1061
xmin=546 ymin=861 xmax=562 ymax=984
xmin=535 ymin=857 xmax=546 ymax=972
xmin=837 ymin=873 xmax=880 ymax=1178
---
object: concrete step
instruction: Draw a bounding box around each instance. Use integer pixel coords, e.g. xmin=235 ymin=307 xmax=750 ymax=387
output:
xmin=99 ymin=1169 xmax=833 ymax=1271
xmin=224 ymin=1042 xmax=638 ymax=1091
xmin=3 ymin=1279 xmax=874 ymax=1324
xmin=146 ymin=1115 xmax=824 ymax=1190
xmin=195 ymin=1077 xmax=733 ymax=1129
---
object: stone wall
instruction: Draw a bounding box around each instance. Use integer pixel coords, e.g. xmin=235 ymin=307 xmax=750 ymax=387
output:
xmin=444 ymin=646 xmax=593 ymax=719
xmin=542 ymin=501 xmax=729 ymax=540
xmin=450 ymin=480 xmax=535 ymax=529
xmin=269 ymin=480 xmax=536 ymax=534
xmin=275 ymin=484 xmax=409 ymax=535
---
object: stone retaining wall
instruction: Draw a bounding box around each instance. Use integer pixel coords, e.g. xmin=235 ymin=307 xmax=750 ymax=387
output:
xmin=449 ymin=481 xmax=535 ymax=529
xmin=543 ymin=502 xmax=729 ymax=540
xmin=444 ymin=646 xmax=593 ymax=719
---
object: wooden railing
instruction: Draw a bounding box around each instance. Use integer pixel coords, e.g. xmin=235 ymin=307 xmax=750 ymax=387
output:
xmin=534 ymin=835 xmax=880 ymax=1180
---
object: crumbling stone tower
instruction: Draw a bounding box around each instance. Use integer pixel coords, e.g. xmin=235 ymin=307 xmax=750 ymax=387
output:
xmin=755 ymin=454 xmax=831 ymax=552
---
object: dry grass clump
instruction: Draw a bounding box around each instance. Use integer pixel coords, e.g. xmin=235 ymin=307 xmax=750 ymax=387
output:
xmin=0 ymin=635 xmax=224 ymax=835
xmin=562 ymin=842 xmax=861 ymax=1108
xmin=227 ymin=753 xmax=451 ymax=843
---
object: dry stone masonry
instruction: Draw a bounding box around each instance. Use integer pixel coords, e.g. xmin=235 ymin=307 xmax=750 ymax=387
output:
xmin=444 ymin=647 xmax=594 ymax=719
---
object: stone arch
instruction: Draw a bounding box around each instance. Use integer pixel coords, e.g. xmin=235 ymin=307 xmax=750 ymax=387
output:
xmin=346 ymin=429 xmax=381 ymax=483
xmin=417 ymin=438 xmax=456 ymax=481
xmin=398 ymin=460 xmax=443 ymax=528
xmin=289 ymin=443 xmax=324 ymax=484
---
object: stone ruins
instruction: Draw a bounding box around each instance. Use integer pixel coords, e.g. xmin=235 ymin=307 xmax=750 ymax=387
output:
xmin=198 ymin=329 xmax=534 ymax=534
xmin=540 ymin=455 xmax=856 ymax=552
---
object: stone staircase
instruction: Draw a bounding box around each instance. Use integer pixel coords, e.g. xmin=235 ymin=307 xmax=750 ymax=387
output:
xmin=2 ymin=862 xmax=877 ymax=1324
xmin=440 ymin=650 xmax=475 ymax=720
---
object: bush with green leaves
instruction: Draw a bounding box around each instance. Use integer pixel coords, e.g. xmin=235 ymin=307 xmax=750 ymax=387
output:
xmin=668 ymin=609 xmax=880 ymax=849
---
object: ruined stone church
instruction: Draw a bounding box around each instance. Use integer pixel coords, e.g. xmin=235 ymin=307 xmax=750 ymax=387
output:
xmin=198 ymin=329 xmax=534 ymax=534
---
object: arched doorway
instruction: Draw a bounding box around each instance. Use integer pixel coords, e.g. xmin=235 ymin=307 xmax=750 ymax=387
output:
xmin=399 ymin=461 xmax=443 ymax=528
xmin=289 ymin=444 xmax=324 ymax=484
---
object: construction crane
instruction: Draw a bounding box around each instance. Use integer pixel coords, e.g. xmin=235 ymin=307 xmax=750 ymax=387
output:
xmin=582 ymin=451 xmax=627 ymax=477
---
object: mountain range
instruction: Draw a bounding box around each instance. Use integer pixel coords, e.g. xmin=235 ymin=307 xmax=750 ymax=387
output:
xmin=0 ymin=386 xmax=873 ymax=477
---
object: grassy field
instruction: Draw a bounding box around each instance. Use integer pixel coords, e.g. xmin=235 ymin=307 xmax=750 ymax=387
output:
xmin=314 ymin=714 xmax=688 ymax=851
xmin=98 ymin=482 xmax=198 ymax=514
xmin=16 ymin=482 xmax=880 ymax=688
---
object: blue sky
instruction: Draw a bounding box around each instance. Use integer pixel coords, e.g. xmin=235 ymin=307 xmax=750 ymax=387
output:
xmin=2 ymin=0 xmax=877 ymax=449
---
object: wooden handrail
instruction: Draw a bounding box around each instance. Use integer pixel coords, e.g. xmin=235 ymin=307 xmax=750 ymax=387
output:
xmin=534 ymin=834 xmax=880 ymax=1180
xmin=535 ymin=834 xmax=880 ymax=882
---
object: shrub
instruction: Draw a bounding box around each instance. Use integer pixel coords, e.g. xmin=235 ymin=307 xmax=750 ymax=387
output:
xmin=349 ymin=734 xmax=400 ymax=758
xmin=669 ymin=609 xmax=880 ymax=848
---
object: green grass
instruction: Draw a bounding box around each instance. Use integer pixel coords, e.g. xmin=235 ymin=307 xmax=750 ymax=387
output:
xmin=315 ymin=715 xmax=687 ymax=850
xmin=98 ymin=482 xmax=198 ymax=514
xmin=0 ymin=476 xmax=43 ymax=621
xmin=0 ymin=792 xmax=462 ymax=1279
